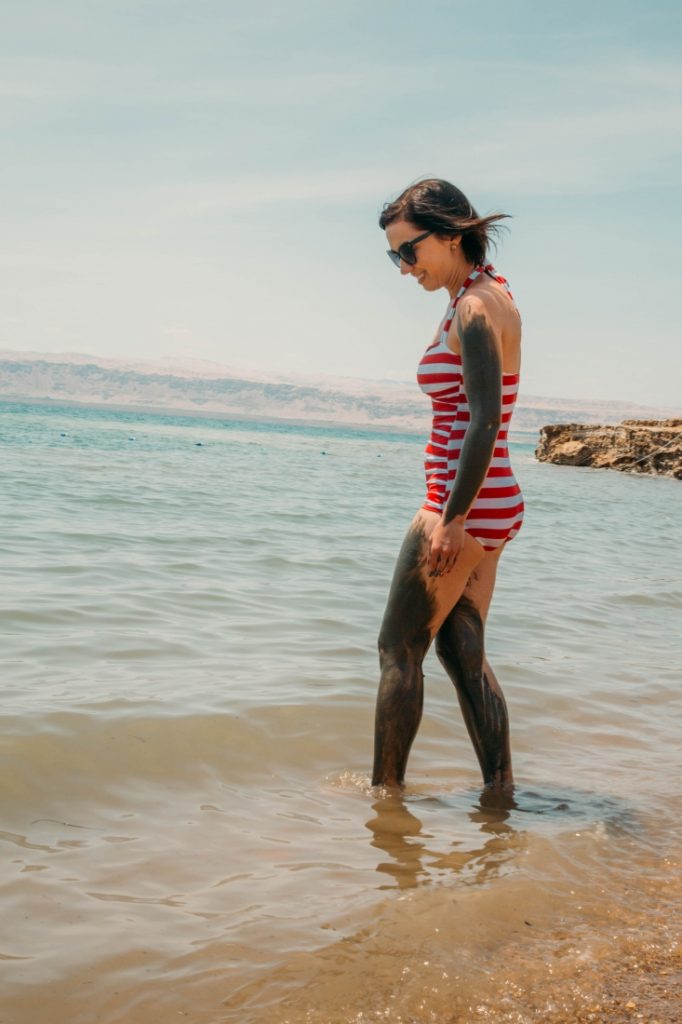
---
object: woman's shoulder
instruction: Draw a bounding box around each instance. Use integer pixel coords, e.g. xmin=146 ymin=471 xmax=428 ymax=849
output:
xmin=453 ymin=290 xmax=496 ymax=343
xmin=457 ymin=277 xmax=520 ymax=336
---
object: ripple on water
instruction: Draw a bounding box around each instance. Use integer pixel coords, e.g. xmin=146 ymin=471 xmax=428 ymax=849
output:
xmin=1 ymin=405 xmax=680 ymax=1021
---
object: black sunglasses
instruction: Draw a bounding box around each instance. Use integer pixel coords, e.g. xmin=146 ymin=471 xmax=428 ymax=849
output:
xmin=386 ymin=230 xmax=433 ymax=268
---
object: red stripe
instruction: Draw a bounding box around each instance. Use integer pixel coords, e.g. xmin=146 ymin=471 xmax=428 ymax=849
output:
xmin=442 ymin=467 xmax=516 ymax=481
xmin=431 ymin=405 xmax=460 ymax=415
xmin=420 ymin=349 xmax=461 ymax=362
xmin=442 ymin=448 xmax=512 ymax=459
xmin=477 ymin=484 xmax=521 ymax=499
xmin=469 ymin=530 xmax=522 ymax=542
xmin=467 ymin=504 xmax=524 ymax=521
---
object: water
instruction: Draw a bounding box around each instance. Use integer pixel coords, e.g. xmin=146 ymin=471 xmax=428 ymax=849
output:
xmin=1 ymin=400 xmax=680 ymax=1023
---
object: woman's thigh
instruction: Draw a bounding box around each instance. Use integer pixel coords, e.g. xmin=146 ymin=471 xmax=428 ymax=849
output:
xmin=460 ymin=543 xmax=506 ymax=624
xmin=379 ymin=509 xmax=487 ymax=650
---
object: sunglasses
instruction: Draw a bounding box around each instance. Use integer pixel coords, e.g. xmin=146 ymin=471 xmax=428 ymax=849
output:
xmin=386 ymin=230 xmax=433 ymax=268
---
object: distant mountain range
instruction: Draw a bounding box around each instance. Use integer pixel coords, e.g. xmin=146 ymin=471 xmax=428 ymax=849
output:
xmin=0 ymin=350 xmax=677 ymax=435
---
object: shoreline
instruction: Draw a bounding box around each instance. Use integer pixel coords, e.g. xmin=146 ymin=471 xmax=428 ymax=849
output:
xmin=0 ymin=393 xmax=427 ymax=438
xmin=0 ymin=394 xmax=543 ymax=442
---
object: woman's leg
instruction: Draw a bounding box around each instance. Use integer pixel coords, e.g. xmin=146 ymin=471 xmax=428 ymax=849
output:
xmin=434 ymin=546 xmax=513 ymax=789
xmin=372 ymin=510 xmax=486 ymax=787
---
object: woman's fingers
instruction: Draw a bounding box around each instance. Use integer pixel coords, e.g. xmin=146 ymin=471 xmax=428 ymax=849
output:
xmin=429 ymin=520 xmax=466 ymax=577
xmin=429 ymin=544 xmax=456 ymax=576
xmin=429 ymin=521 xmax=465 ymax=575
xmin=429 ymin=542 xmax=446 ymax=575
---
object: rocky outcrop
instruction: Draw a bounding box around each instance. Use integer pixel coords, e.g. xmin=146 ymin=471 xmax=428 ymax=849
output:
xmin=535 ymin=419 xmax=682 ymax=479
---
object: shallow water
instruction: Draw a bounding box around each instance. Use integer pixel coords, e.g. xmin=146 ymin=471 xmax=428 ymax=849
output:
xmin=1 ymin=400 xmax=680 ymax=1022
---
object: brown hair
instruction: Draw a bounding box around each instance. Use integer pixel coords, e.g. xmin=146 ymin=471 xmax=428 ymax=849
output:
xmin=379 ymin=178 xmax=510 ymax=266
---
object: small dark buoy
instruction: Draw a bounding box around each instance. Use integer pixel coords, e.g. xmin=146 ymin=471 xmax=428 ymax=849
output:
xmin=377 ymin=453 xmax=383 ymax=458
xmin=60 ymin=432 xmax=68 ymax=437
xmin=195 ymin=441 xmax=204 ymax=446
xmin=128 ymin=436 xmax=136 ymax=441
xmin=320 ymin=450 xmax=327 ymax=455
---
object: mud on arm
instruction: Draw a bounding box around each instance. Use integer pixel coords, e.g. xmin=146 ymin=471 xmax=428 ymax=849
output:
xmin=443 ymin=300 xmax=502 ymax=526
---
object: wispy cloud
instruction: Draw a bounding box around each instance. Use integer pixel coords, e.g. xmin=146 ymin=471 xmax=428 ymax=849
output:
xmin=4 ymin=49 xmax=681 ymax=106
xmin=0 ymin=56 xmax=411 ymax=107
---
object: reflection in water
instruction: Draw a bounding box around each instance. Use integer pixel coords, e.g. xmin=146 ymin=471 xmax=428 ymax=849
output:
xmin=364 ymin=784 xmax=642 ymax=891
xmin=365 ymin=789 xmax=520 ymax=890
xmin=365 ymin=794 xmax=429 ymax=889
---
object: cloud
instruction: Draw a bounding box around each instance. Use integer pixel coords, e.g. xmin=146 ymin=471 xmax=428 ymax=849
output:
xmin=0 ymin=56 xmax=403 ymax=107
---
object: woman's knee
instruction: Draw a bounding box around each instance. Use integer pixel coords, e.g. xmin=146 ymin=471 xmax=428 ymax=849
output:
xmin=378 ymin=626 xmax=429 ymax=670
xmin=435 ymin=597 xmax=485 ymax=676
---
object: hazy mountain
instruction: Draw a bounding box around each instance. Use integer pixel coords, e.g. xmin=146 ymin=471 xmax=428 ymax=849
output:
xmin=1 ymin=350 xmax=677 ymax=434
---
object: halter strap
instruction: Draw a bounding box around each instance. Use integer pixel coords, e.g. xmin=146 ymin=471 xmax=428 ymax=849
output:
xmin=449 ymin=264 xmax=515 ymax=313
xmin=439 ymin=264 xmax=516 ymax=340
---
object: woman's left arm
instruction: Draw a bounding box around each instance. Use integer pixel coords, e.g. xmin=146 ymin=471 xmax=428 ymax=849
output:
xmin=427 ymin=296 xmax=502 ymax=575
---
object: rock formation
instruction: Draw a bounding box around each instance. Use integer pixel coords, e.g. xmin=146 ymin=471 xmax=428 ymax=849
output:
xmin=535 ymin=419 xmax=682 ymax=479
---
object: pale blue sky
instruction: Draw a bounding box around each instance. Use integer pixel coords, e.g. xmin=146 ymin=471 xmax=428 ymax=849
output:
xmin=3 ymin=0 xmax=681 ymax=405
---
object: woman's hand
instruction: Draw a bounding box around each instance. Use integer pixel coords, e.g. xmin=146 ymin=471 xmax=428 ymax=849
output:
xmin=428 ymin=518 xmax=466 ymax=577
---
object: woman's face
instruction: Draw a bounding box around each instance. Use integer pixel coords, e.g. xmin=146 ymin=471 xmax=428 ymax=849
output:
xmin=384 ymin=219 xmax=458 ymax=291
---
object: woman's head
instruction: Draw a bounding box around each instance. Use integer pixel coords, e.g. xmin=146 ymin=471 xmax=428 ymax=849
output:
xmin=379 ymin=178 xmax=509 ymax=269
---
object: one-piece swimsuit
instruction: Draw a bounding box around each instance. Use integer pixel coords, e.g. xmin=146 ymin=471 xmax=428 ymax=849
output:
xmin=416 ymin=264 xmax=524 ymax=551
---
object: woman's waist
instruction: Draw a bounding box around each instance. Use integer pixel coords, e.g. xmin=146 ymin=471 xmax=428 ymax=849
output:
xmin=425 ymin=425 xmax=512 ymax=451
xmin=424 ymin=446 xmax=516 ymax=474
xmin=424 ymin=455 xmax=523 ymax=492
xmin=429 ymin=401 xmax=518 ymax=428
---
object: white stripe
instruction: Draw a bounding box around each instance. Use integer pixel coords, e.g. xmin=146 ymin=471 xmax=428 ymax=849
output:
xmin=470 ymin=494 xmax=524 ymax=510
xmin=446 ymin=456 xmax=514 ymax=470
xmin=465 ymin=514 xmax=523 ymax=531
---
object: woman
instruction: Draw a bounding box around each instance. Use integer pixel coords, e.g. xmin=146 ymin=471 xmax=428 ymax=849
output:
xmin=372 ymin=178 xmax=524 ymax=794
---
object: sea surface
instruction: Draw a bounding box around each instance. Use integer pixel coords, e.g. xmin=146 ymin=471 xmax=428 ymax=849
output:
xmin=1 ymin=399 xmax=680 ymax=1024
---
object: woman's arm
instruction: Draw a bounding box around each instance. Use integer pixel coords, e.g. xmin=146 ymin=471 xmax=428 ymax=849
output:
xmin=427 ymin=296 xmax=502 ymax=574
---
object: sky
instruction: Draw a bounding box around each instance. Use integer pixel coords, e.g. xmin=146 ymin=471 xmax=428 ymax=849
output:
xmin=2 ymin=0 xmax=681 ymax=406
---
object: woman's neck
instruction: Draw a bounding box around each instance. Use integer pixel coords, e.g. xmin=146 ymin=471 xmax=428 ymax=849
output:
xmin=445 ymin=259 xmax=477 ymax=300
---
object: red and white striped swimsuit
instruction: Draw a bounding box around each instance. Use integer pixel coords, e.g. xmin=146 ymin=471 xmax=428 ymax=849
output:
xmin=417 ymin=264 xmax=524 ymax=551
